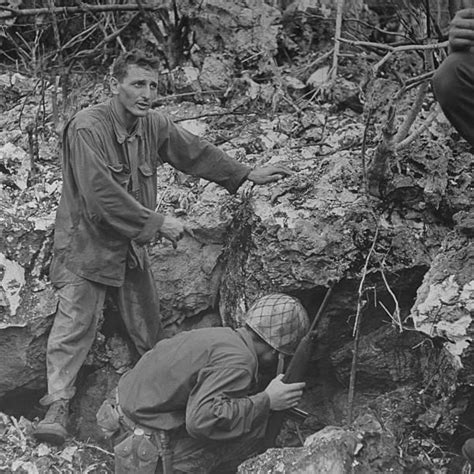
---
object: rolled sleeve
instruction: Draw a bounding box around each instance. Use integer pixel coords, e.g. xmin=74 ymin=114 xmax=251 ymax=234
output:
xmin=157 ymin=115 xmax=251 ymax=194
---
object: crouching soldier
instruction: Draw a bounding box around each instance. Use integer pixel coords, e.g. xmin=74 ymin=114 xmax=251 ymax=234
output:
xmin=97 ymin=293 xmax=309 ymax=473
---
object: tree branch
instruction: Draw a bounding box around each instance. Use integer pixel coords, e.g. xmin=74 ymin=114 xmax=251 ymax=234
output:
xmin=0 ymin=4 xmax=158 ymax=18
xmin=74 ymin=13 xmax=140 ymax=59
xmin=394 ymin=82 xmax=429 ymax=144
xmin=396 ymin=104 xmax=440 ymax=150
xmin=339 ymin=37 xmax=448 ymax=52
xmin=331 ymin=0 xmax=345 ymax=80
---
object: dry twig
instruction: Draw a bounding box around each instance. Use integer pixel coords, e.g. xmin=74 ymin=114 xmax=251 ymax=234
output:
xmin=83 ymin=443 xmax=114 ymax=457
xmin=361 ymin=108 xmax=373 ymax=195
xmin=74 ymin=13 xmax=140 ymax=60
xmin=396 ymin=104 xmax=440 ymax=150
xmin=348 ymin=224 xmax=379 ymax=423
xmin=330 ymin=0 xmax=345 ymax=80
xmin=339 ymin=38 xmax=448 ymax=75
xmin=0 ymin=4 xmax=157 ymax=17
xmin=339 ymin=38 xmax=448 ymax=52
xmin=295 ymin=48 xmax=333 ymax=77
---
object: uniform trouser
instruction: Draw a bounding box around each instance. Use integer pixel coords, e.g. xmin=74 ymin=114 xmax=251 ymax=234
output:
xmin=158 ymin=428 xmax=262 ymax=474
xmin=114 ymin=425 xmax=262 ymax=474
xmin=432 ymin=51 xmax=474 ymax=148
xmin=40 ymin=255 xmax=162 ymax=406
xmin=98 ymin=391 xmax=263 ymax=474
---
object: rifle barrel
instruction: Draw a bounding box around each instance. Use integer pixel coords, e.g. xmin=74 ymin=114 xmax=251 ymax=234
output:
xmin=263 ymin=282 xmax=335 ymax=449
xmin=308 ymin=282 xmax=335 ymax=333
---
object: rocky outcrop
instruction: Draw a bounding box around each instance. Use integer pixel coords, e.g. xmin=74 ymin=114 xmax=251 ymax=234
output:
xmin=218 ymin=146 xmax=448 ymax=325
xmin=0 ymin=98 xmax=471 ymax=470
xmin=0 ymin=196 xmax=57 ymax=399
xmin=410 ymin=230 xmax=473 ymax=384
xmin=239 ymin=415 xmax=403 ymax=473
xmin=0 ymin=178 xmax=237 ymax=399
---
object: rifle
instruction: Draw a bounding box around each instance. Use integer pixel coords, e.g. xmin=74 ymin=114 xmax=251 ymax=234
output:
xmin=263 ymin=283 xmax=334 ymax=449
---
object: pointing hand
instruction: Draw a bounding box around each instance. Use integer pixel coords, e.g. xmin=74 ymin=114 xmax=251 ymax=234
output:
xmin=247 ymin=165 xmax=292 ymax=185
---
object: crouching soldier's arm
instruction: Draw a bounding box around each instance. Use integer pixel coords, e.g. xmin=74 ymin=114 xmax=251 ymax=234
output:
xmin=185 ymin=368 xmax=304 ymax=441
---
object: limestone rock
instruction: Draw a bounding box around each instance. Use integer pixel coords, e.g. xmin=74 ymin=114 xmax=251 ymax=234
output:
xmin=301 ymin=426 xmax=359 ymax=473
xmin=239 ymin=421 xmax=402 ymax=473
xmin=0 ymin=161 xmax=240 ymax=400
xmin=171 ymin=66 xmax=201 ymax=94
xmin=218 ymin=148 xmax=448 ymax=324
xmin=330 ymin=326 xmax=430 ymax=390
xmin=307 ymin=66 xmax=330 ymax=89
xmin=239 ymin=426 xmax=358 ymax=474
xmin=149 ymin=178 xmax=241 ymax=333
xmin=150 ymin=237 xmax=224 ymax=332
xmin=0 ymin=297 xmax=54 ymax=398
xmin=199 ymin=54 xmax=233 ymax=90
xmin=410 ymin=231 xmax=474 ymax=385
xmin=0 ymin=215 xmax=57 ymax=399
xmin=0 ymin=143 xmax=30 ymax=190
xmin=191 ymin=0 xmax=281 ymax=59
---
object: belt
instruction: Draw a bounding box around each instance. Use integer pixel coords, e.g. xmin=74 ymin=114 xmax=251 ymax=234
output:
xmin=114 ymin=392 xmax=156 ymax=438
xmin=116 ymin=405 xmax=153 ymax=436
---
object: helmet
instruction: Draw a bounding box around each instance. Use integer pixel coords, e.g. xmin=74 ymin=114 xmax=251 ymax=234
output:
xmin=244 ymin=294 xmax=309 ymax=355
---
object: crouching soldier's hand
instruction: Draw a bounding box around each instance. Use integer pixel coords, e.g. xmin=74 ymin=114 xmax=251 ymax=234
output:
xmin=264 ymin=374 xmax=305 ymax=411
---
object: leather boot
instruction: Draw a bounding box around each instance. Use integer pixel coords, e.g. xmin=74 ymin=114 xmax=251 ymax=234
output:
xmin=33 ymin=399 xmax=69 ymax=445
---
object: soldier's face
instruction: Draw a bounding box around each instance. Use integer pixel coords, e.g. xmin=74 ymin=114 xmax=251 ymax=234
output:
xmin=259 ymin=347 xmax=279 ymax=372
xmin=110 ymin=65 xmax=158 ymax=125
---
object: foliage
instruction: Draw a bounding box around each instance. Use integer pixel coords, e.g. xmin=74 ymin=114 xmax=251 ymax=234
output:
xmin=0 ymin=412 xmax=113 ymax=473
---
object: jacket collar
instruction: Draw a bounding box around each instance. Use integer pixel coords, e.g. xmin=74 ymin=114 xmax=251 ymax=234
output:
xmin=109 ymin=99 xmax=143 ymax=144
xmin=236 ymin=327 xmax=260 ymax=383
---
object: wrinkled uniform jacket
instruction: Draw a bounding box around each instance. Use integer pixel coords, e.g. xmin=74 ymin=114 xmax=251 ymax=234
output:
xmin=118 ymin=327 xmax=270 ymax=441
xmin=52 ymin=100 xmax=250 ymax=287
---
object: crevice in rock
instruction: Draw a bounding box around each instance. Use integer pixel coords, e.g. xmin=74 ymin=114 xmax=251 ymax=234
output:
xmin=0 ymin=389 xmax=44 ymax=420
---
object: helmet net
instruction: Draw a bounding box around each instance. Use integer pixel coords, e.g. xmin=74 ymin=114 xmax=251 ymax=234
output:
xmin=245 ymin=294 xmax=309 ymax=355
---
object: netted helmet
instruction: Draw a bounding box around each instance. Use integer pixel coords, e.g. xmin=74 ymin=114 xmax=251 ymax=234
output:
xmin=244 ymin=294 xmax=309 ymax=355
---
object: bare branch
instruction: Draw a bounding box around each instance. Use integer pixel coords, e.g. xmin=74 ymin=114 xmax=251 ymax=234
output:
xmin=0 ymin=4 xmax=157 ymax=18
xmin=361 ymin=108 xmax=373 ymax=196
xmin=396 ymin=104 xmax=441 ymax=150
xmin=348 ymin=224 xmax=380 ymax=423
xmin=394 ymin=82 xmax=429 ymax=144
xmin=331 ymin=0 xmax=345 ymax=80
xmin=74 ymin=13 xmax=140 ymax=59
xmin=339 ymin=37 xmax=448 ymax=52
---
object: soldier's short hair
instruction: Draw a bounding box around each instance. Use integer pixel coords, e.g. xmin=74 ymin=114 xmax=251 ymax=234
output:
xmin=112 ymin=49 xmax=160 ymax=81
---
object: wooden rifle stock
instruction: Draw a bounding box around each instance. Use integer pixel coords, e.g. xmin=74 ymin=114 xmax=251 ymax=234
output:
xmin=263 ymin=283 xmax=334 ymax=449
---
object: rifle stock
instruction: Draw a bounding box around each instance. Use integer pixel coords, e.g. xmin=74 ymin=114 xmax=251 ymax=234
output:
xmin=263 ymin=284 xmax=334 ymax=449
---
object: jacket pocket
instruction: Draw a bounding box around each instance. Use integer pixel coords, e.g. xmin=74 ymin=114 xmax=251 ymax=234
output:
xmin=138 ymin=162 xmax=156 ymax=207
xmin=107 ymin=163 xmax=130 ymax=188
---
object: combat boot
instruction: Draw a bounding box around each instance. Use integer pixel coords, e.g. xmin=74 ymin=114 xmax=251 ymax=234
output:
xmin=33 ymin=399 xmax=69 ymax=445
